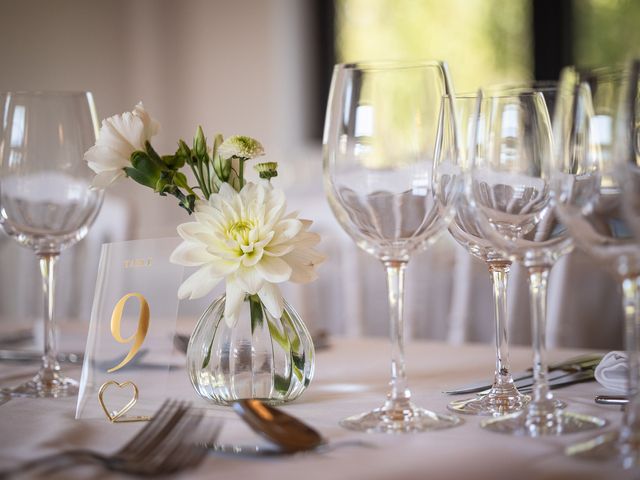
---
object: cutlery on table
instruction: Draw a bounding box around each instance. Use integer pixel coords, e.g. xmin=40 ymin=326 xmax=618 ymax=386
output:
xmin=444 ymin=354 xmax=602 ymax=395
xmin=0 ymin=329 xmax=33 ymax=347
xmin=0 ymin=349 xmax=166 ymax=371
xmin=595 ymin=395 xmax=628 ymax=406
xmin=2 ymin=400 xmax=220 ymax=477
xmin=516 ymin=369 xmax=596 ymax=394
xmin=204 ymin=399 xmax=369 ymax=457
xmin=0 ymin=350 xmax=83 ymax=364
xmin=198 ymin=399 xmax=326 ymax=457
xmin=231 ymin=399 xmax=325 ymax=452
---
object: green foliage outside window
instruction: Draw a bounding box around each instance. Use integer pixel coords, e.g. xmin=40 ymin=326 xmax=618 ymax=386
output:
xmin=335 ymin=0 xmax=533 ymax=92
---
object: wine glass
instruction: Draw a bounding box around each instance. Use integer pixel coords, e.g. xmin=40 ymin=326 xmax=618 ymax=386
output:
xmin=559 ymin=64 xmax=640 ymax=467
xmin=0 ymin=91 xmax=103 ymax=398
xmin=445 ymin=92 xmax=529 ymax=416
xmin=466 ymin=88 xmax=606 ymax=435
xmin=613 ymin=59 xmax=640 ymax=469
xmin=323 ymin=61 xmax=462 ymax=432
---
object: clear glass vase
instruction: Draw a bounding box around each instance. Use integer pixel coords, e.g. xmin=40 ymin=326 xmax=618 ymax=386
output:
xmin=186 ymin=293 xmax=315 ymax=405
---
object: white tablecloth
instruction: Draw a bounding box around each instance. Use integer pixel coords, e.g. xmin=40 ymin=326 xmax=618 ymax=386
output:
xmin=0 ymin=336 xmax=636 ymax=480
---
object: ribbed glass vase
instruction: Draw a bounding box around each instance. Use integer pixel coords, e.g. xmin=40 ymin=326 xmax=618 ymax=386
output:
xmin=186 ymin=294 xmax=314 ymax=405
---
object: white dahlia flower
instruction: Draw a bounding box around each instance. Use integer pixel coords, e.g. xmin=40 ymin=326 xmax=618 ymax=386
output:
xmin=170 ymin=182 xmax=324 ymax=326
xmin=84 ymin=102 xmax=160 ymax=188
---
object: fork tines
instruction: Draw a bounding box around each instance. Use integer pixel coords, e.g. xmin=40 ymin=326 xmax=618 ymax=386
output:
xmin=117 ymin=399 xmax=187 ymax=457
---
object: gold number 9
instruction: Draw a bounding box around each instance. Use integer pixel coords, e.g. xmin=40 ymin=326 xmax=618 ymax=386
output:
xmin=107 ymin=293 xmax=150 ymax=373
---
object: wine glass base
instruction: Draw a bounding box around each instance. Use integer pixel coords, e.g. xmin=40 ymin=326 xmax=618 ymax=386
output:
xmin=566 ymin=430 xmax=640 ymax=468
xmin=340 ymin=404 xmax=462 ymax=433
xmin=447 ymin=391 xmax=530 ymax=416
xmin=481 ymin=410 xmax=606 ymax=436
xmin=3 ymin=372 xmax=79 ymax=399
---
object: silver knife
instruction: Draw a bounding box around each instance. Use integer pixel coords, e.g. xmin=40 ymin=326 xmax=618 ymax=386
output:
xmin=467 ymin=368 xmax=594 ymax=396
xmin=595 ymin=394 xmax=628 ymax=405
xmin=444 ymin=354 xmax=602 ymax=395
xmin=517 ymin=369 xmax=595 ymax=394
xmin=0 ymin=329 xmax=33 ymax=347
xmin=0 ymin=349 xmax=83 ymax=363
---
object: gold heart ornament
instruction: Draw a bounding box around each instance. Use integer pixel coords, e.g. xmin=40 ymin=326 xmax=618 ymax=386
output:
xmin=98 ymin=380 xmax=151 ymax=423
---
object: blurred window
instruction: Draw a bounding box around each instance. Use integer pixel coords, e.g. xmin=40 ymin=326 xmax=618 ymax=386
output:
xmin=334 ymin=0 xmax=533 ymax=92
xmin=573 ymin=0 xmax=640 ymax=67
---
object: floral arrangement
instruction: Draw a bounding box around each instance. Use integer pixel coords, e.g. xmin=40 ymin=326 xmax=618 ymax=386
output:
xmin=85 ymin=103 xmax=324 ymax=326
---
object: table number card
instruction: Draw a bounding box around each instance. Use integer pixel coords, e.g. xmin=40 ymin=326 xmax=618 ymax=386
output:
xmin=75 ymin=237 xmax=184 ymax=421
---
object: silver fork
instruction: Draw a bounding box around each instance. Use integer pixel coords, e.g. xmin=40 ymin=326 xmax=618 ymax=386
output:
xmin=1 ymin=399 xmax=219 ymax=478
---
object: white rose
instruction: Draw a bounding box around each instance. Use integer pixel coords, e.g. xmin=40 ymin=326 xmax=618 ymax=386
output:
xmin=84 ymin=102 xmax=160 ymax=189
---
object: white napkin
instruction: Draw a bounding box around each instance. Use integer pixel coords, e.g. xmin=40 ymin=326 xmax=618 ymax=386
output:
xmin=594 ymin=351 xmax=628 ymax=393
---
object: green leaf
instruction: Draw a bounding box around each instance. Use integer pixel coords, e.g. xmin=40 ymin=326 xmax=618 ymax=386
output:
xmin=179 ymin=194 xmax=196 ymax=215
xmin=281 ymin=310 xmax=302 ymax=352
xmin=161 ymin=154 xmax=185 ymax=170
xmin=273 ymin=373 xmax=292 ymax=394
xmin=145 ymin=141 xmax=164 ymax=167
xmin=124 ymin=164 xmax=157 ymax=189
xmin=201 ymin=337 xmax=214 ymax=369
xmin=131 ymin=150 xmax=162 ymax=178
xmin=291 ymin=352 xmax=305 ymax=382
xmin=154 ymin=176 xmax=170 ymax=194
xmin=292 ymin=351 xmax=305 ymax=372
xmin=249 ymin=295 xmax=264 ymax=334
xmin=267 ymin=318 xmax=290 ymax=351
xmin=173 ymin=172 xmax=190 ymax=190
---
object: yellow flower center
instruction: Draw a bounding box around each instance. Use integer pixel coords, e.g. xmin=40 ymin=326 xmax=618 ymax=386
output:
xmin=228 ymin=220 xmax=253 ymax=244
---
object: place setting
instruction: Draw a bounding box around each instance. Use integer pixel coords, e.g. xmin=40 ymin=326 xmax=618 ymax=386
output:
xmin=0 ymin=56 xmax=640 ymax=479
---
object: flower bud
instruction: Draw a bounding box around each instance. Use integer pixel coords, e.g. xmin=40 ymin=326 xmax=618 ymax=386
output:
xmin=177 ymin=140 xmax=193 ymax=165
xmin=193 ymin=126 xmax=207 ymax=159
xmin=254 ymin=162 xmax=278 ymax=179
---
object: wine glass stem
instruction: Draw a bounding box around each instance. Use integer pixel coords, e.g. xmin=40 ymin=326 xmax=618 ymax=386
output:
xmin=620 ymin=277 xmax=640 ymax=464
xmin=384 ymin=260 xmax=411 ymax=407
xmin=488 ymin=261 xmax=513 ymax=386
xmin=38 ymin=253 xmax=61 ymax=380
xmin=526 ymin=266 xmax=556 ymax=426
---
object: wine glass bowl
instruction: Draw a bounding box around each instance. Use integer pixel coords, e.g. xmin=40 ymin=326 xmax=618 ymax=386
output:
xmin=0 ymin=91 xmax=103 ymax=398
xmin=469 ymin=92 xmax=572 ymax=266
xmin=323 ymin=61 xmax=462 ymax=432
xmin=324 ymin=61 xmax=459 ymax=262
xmin=552 ymin=67 xmax=640 ymax=279
xmin=1 ymin=171 xmax=101 ymax=254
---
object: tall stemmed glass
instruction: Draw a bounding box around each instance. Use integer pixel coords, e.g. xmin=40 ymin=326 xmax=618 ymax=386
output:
xmin=0 ymin=92 xmax=103 ymax=398
xmin=559 ymin=63 xmax=640 ymax=467
xmin=553 ymin=65 xmax=640 ymax=466
xmin=613 ymin=59 xmax=640 ymax=468
xmin=445 ymin=93 xmax=529 ymax=416
xmin=323 ymin=61 xmax=462 ymax=432
xmin=467 ymin=89 xmax=606 ymax=435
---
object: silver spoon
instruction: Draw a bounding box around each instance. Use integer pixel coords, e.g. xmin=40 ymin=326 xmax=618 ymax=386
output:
xmin=200 ymin=400 xmax=370 ymax=457
xmin=231 ymin=399 xmax=325 ymax=453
